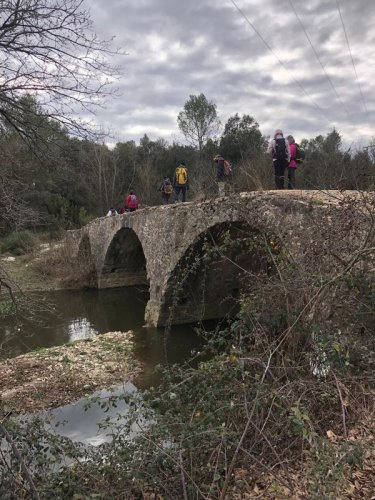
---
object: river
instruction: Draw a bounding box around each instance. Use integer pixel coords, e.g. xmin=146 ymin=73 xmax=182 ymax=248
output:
xmin=0 ymin=287 xmax=210 ymax=445
xmin=0 ymin=286 xmax=206 ymax=385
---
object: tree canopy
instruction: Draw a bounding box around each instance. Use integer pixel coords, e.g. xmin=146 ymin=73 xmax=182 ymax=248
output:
xmin=220 ymin=113 xmax=265 ymax=162
xmin=177 ymin=93 xmax=220 ymax=152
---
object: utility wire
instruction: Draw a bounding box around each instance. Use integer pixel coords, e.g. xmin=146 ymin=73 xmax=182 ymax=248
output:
xmin=228 ymin=0 xmax=334 ymax=127
xmin=288 ymin=0 xmax=351 ymax=120
xmin=335 ymin=0 xmax=369 ymax=120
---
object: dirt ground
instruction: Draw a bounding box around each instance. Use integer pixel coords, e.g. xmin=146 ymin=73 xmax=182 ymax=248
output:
xmin=0 ymin=331 xmax=140 ymax=414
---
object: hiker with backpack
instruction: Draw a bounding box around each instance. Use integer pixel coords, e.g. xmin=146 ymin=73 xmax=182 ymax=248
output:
xmin=126 ymin=191 xmax=139 ymax=212
xmin=173 ymin=161 xmax=189 ymax=202
xmin=214 ymin=154 xmax=232 ymax=196
xmin=159 ymin=176 xmax=173 ymax=204
xmin=267 ymin=129 xmax=290 ymax=189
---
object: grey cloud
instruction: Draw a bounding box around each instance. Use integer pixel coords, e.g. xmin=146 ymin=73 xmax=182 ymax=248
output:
xmin=88 ymin=0 xmax=374 ymax=145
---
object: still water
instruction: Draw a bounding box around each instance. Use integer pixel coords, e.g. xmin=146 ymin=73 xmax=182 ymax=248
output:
xmin=1 ymin=287 xmax=211 ymax=445
xmin=0 ymin=287 xmax=204 ymax=383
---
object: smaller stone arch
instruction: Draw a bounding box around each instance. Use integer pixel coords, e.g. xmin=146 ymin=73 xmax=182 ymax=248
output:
xmin=99 ymin=227 xmax=149 ymax=289
xmin=156 ymin=220 xmax=279 ymax=326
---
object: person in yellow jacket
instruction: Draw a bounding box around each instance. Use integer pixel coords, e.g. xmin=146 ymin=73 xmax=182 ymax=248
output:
xmin=173 ymin=161 xmax=189 ymax=202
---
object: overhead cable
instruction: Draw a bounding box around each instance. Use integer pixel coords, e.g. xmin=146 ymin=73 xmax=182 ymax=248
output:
xmin=228 ymin=0 xmax=334 ymax=127
xmin=288 ymin=0 xmax=351 ymax=120
xmin=335 ymin=0 xmax=369 ymax=120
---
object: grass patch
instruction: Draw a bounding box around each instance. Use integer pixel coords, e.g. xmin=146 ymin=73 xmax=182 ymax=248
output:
xmin=0 ymin=230 xmax=36 ymax=255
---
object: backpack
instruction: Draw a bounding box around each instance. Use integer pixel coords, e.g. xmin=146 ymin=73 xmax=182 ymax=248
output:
xmin=129 ymin=194 xmax=138 ymax=207
xmin=223 ymin=159 xmax=233 ymax=177
xmin=163 ymin=180 xmax=173 ymax=195
xmin=295 ymin=144 xmax=305 ymax=164
xmin=175 ymin=166 xmax=187 ymax=185
xmin=274 ymin=137 xmax=288 ymax=162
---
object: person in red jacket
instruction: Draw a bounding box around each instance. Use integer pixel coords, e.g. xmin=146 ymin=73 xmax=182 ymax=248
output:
xmin=126 ymin=191 xmax=139 ymax=212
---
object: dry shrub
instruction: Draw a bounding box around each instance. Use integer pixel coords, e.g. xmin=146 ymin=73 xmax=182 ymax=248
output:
xmin=30 ymin=240 xmax=97 ymax=289
xmin=234 ymin=156 xmax=273 ymax=191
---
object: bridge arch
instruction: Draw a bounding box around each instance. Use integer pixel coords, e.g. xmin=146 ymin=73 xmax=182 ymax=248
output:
xmin=155 ymin=219 xmax=279 ymax=326
xmin=99 ymin=227 xmax=149 ymax=288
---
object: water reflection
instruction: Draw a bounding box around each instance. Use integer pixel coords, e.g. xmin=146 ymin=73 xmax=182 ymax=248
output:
xmin=0 ymin=287 xmax=204 ymax=384
xmin=42 ymin=383 xmax=139 ymax=446
xmin=0 ymin=287 xmax=218 ymax=446
xmin=68 ymin=318 xmax=96 ymax=342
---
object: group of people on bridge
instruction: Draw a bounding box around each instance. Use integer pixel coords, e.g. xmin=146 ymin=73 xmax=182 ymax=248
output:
xmin=106 ymin=128 xmax=303 ymax=216
xmin=156 ymin=157 xmax=234 ymax=204
xmin=267 ymin=129 xmax=304 ymax=190
xmin=106 ymin=191 xmax=139 ymax=217
xmin=106 ymin=156 xmax=233 ymax=216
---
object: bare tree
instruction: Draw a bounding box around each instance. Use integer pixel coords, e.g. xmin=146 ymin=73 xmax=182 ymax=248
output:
xmin=0 ymin=175 xmax=39 ymax=234
xmin=0 ymin=0 xmax=120 ymax=143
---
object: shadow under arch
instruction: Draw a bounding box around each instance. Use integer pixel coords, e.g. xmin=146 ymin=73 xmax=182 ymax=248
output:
xmin=100 ymin=227 xmax=149 ymax=289
xmin=77 ymin=235 xmax=98 ymax=288
xmin=158 ymin=220 xmax=279 ymax=326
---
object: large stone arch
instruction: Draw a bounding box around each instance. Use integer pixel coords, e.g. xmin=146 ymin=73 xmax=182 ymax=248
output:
xmin=99 ymin=227 xmax=149 ymax=289
xmin=152 ymin=219 xmax=279 ymax=326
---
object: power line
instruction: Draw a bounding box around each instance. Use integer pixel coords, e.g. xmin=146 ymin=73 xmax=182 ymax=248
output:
xmin=228 ymin=0 xmax=334 ymax=127
xmin=335 ymin=0 xmax=369 ymax=120
xmin=288 ymin=0 xmax=351 ymax=120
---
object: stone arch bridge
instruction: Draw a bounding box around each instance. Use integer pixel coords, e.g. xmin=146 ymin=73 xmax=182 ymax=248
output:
xmin=66 ymin=191 xmax=363 ymax=326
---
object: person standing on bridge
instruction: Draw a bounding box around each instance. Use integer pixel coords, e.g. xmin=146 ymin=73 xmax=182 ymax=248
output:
xmin=126 ymin=191 xmax=139 ymax=212
xmin=159 ymin=176 xmax=173 ymax=204
xmin=214 ymin=154 xmax=232 ymax=196
xmin=174 ymin=161 xmax=189 ymax=203
xmin=267 ymin=129 xmax=290 ymax=189
xmin=286 ymin=135 xmax=297 ymax=189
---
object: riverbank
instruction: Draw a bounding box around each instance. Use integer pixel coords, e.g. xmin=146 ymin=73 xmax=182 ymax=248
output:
xmin=1 ymin=242 xmax=67 ymax=292
xmin=0 ymin=331 xmax=140 ymax=414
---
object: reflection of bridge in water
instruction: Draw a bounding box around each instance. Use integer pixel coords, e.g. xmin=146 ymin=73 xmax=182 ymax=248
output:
xmin=67 ymin=190 xmax=363 ymax=326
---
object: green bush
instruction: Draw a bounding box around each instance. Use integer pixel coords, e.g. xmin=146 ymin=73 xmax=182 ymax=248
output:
xmin=0 ymin=230 xmax=36 ymax=255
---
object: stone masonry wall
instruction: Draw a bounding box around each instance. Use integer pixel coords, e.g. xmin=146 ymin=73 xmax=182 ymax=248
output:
xmin=67 ymin=191 xmax=371 ymax=326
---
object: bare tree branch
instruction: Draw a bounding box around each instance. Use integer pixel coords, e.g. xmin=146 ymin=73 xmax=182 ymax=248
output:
xmin=0 ymin=0 xmax=121 ymax=143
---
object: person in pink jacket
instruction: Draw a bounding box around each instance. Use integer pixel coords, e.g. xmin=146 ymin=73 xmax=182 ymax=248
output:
xmin=286 ymin=135 xmax=297 ymax=189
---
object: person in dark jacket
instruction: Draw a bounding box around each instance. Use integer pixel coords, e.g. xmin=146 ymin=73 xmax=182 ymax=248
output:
xmin=267 ymin=129 xmax=290 ymax=189
xmin=214 ymin=154 xmax=227 ymax=196
xmin=159 ymin=176 xmax=173 ymax=204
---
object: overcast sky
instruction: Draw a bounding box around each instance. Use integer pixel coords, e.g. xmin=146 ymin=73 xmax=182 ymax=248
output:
xmin=89 ymin=0 xmax=374 ymax=148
